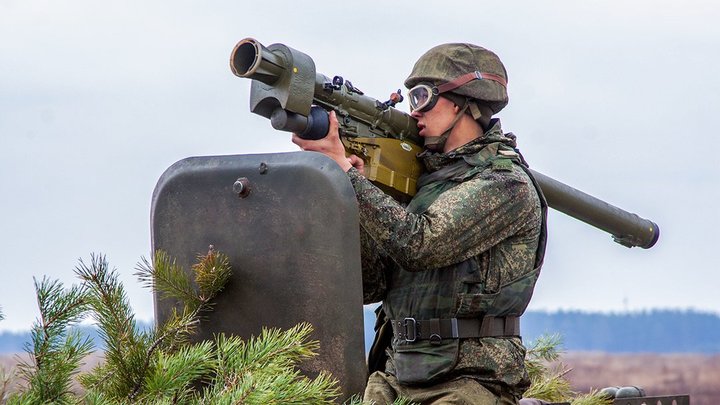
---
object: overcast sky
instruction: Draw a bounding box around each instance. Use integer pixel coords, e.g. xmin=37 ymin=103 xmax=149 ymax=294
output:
xmin=1 ymin=0 xmax=718 ymax=332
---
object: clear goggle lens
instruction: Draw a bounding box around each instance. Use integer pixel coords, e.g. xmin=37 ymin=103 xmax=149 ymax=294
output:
xmin=408 ymin=84 xmax=437 ymax=113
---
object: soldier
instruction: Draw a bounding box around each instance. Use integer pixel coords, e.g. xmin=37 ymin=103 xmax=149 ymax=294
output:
xmin=293 ymin=44 xmax=547 ymax=404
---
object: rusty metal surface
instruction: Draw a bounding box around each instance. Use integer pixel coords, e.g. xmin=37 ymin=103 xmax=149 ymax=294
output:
xmin=613 ymin=395 xmax=690 ymax=405
xmin=151 ymin=151 xmax=366 ymax=400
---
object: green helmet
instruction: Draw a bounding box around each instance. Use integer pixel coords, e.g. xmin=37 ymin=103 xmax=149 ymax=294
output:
xmin=405 ymin=43 xmax=509 ymax=114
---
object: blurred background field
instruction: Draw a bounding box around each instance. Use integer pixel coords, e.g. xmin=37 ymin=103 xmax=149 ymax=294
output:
xmin=559 ymin=352 xmax=720 ymax=405
xmin=3 ymin=351 xmax=718 ymax=404
xmin=4 ymin=309 xmax=719 ymax=403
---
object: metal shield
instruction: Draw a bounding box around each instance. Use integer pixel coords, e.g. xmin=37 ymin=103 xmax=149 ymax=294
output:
xmin=151 ymin=151 xmax=366 ymax=399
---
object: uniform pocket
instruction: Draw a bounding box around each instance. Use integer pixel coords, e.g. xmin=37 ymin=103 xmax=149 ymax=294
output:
xmin=455 ymin=290 xmax=498 ymax=317
xmin=454 ymin=256 xmax=491 ymax=317
xmin=456 ymin=268 xmax=540 ymax=317
xmin=392 ymin=339 xmax=460 ymax=385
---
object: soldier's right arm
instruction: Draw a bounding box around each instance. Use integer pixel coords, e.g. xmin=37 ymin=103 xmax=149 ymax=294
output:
xmin=359 ymin=226 xmax=390 ymax=304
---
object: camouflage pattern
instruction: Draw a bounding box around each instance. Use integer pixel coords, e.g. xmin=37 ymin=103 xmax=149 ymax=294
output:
xmin=405 ymin=43 xmax=509 ymax=114
xmin=359 ymin=227 xmax=390 ymax=304
xmin=347 ymin=119 xmax=546 ymax=398
xmin=364 ymin=371 xmax=517 ymax=405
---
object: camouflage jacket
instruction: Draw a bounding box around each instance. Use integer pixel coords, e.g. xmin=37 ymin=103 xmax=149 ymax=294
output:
xmin=347 ymin=119 xmax=547 ymax=397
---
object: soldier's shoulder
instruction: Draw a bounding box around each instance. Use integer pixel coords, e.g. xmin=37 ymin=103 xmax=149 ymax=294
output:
xmin=470 ymin=159 xmax=531 ymax=185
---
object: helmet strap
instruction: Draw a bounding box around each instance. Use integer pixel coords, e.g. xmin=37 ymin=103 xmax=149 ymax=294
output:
xmin=468 ymin=102 xmax=483 ymax=120
xmin=423 ymin=102 xmax=470 ymax=151
xmin=468 ymin=102 xmax=493 ymax=130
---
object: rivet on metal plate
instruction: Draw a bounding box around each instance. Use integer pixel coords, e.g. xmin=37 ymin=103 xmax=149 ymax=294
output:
xmin=233 ymin=177 xmax=251 ymax=198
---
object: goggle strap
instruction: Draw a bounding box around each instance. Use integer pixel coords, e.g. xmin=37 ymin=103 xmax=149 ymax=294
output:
xmin=436 ymin=71 xmax=507 ymax=94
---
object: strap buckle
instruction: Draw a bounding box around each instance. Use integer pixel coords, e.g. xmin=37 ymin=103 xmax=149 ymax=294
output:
xmin=402 ymin=317 xmax=417 ymax=343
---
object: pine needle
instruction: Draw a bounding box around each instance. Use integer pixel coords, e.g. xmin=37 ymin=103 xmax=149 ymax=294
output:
xmin=571 ymin=389 xmax=614 ymax=405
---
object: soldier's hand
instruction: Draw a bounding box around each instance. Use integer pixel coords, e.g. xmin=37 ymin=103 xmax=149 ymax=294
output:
xmin=347 ymin=154 xmax=365 ymax=175
xmin=292 ymin=111 xmax=352 ymax=172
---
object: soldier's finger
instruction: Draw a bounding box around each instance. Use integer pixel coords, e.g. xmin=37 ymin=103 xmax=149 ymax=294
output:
xmin=291 ymin=133 xmax=308 ymax=149
xmin=327 ymin=110 xmax=340 ymax=140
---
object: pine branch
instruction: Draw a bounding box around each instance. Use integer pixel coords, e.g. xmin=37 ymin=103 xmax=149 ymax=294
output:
xmin=150 ymin=306 xmax=201 ymax=354
xmin=127 ymin=314 xmax=204 ymax=401
xmin=527 ymin=333 xmax=563 ymax=362
xmin=139 ymin=340 xmax=215 ymax=402
xmin=571 ymin=389 xmax=614 ymax=405
xmin=26 ymin=277 xmax=89 ymax=373
xmin=202 ymin=324 xmax=340 ymax=404
xmin=0 ymin=306 xmax=10 ymax=404
xmin=78 ymin=361 xmax=114 ymax=397
xmin=235 ymin=323 xmax=319 ymax=376
xmin=135 ymin=251 xmax=199 ymax=309
xmin=0 ymin=308 xmax=14 ymax=405
xmin=200 ymin=368 xmax=339 ymax=405
xmin=134 ymin=248 xmax=232 ymax=359
xmin=75 ymin=253 xmax=149 ymax=400
xmin=525 ymin=333 xmax=564 ymax=382
xmin=1 ymin=365 xmax=12 ymax=404
xmin=523 ymin=334 xmax=615 ymax=404
xmin=136 ymin=247 xmax=232 ymax=316
xmin=523 ymin=366 xmax=573 ymax=402
xmin=82 ymin=389 xmax=123 ymax=405
xmin=8 ymin=249 xmax=341 ymax=404
xmin=192 ymin=246 xmax=232 ymax=305
xmin=12 ymin=276 xmax=93 ymax=404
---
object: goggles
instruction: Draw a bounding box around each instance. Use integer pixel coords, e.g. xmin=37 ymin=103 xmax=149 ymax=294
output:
xmin=408 ymin=83 xmax=439 ymax=113
xmin=407 ymin=71 xmax=508 ymax=113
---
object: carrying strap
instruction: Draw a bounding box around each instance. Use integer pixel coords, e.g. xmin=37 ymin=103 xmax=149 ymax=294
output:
xmin=390 ymin=316 xmax=520 ymax=343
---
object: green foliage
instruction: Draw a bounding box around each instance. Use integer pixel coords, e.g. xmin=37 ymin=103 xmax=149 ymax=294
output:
xmin=523 ymin=334 xmax=573 ymax=403
xmin=135 ymin=247 xmax=231 ymax=317
xmin=523 ymin=334 xmax=612 ymax=405
xmin=75 ymin=254 xmax=150 ymax=400
xmin=525 ymin=333 xmax=564 ymax=382
xmin=8 ymin=277 xmax=93 ymax=404
xmin=571 ymin=389 xmax=613 ymax=405
xmin=200 ymin=324 xmax=338 ymax=404
xmin=0 ymin=306 xmax=10 ymax=404
xmin=0 ymin=366 xmax=8 ymax=404
xmin=3 ymin=249 xmax=342 ymax=404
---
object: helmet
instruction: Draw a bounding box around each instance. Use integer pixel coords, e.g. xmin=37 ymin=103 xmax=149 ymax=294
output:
xmin=405 ymin=43 xmax=509 ymax=114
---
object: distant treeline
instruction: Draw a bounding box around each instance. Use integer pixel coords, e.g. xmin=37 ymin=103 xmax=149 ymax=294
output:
xmin=3 ymin=309 xmax=720 ymax=354
xmin=0 ymin=323 xmax=152 ymax=354
xmin=520 ymin=309 xmax=720 ymax=353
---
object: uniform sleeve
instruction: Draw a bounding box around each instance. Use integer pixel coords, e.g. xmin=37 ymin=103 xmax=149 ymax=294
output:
xmin=359 ymin=226 xmax=389 ymax=304
xmin=347 ymin=166 xmax=539 ymax=271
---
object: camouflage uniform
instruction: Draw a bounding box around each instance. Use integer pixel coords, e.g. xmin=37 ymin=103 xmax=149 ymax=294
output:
xmin=348 ymin=119 xmax=547 ymax=403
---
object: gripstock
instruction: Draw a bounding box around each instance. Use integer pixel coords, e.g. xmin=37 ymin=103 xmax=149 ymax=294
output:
xmin=230 ymin=37 xmax=423 ymax=201
xmin=230 ymin=38 xmax=659 ymax=249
